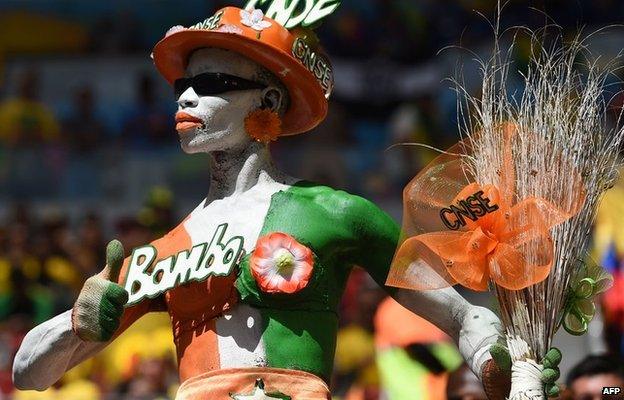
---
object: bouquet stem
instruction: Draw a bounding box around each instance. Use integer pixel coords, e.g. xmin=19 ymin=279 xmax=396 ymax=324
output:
xmin=508 ymin=336 xmax=545 ymax=400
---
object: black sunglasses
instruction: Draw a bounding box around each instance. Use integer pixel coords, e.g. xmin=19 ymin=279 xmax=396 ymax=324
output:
xmin=174 ymin=73 xmax=267 ymax=98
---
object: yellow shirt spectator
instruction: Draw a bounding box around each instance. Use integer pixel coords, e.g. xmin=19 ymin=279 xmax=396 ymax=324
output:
xmin=0 ymin=98 xmax=59 ymax=145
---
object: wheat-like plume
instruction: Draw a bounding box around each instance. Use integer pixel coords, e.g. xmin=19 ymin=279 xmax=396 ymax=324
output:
xmin=456 ymin=25 xmax=624 ymax=363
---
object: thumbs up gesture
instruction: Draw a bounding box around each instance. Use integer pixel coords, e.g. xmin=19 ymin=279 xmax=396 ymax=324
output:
xmin=71 ymin=240 xmax=129 ymax=342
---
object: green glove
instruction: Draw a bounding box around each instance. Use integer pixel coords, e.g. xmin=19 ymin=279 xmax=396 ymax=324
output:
xmin=490 ymin=342 xmax=562 ymax=398
xmin=71 ymin=240 xmax=129 ymax=342
xmin=541 ymin=348 xmax=563 ymax=397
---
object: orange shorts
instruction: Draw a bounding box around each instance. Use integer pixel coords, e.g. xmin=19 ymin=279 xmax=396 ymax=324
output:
xmin=175 ymin=367 xmax=331 ymax=400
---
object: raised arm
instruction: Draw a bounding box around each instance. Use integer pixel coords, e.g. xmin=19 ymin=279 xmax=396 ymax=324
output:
xmin=13 ymin=239 xmax=155 ymax=390
xmin=391 ymin=287 xmax=501 ymax=376
xmin=342 ymin=193 xmax=575 ymax=399
xmin=342 ymin=194 xmax=501 ymax=376
xmin=13 ymin=310 xmax=111 ymax=391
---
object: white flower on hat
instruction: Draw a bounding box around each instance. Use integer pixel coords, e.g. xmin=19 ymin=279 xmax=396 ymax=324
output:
xmin=216 ymin=24 xmax=243 ymax=35
xmin=240 ymin=9 xmax=272 ymax=32
xmin=165 ymin=25 xmax=185 ymax=37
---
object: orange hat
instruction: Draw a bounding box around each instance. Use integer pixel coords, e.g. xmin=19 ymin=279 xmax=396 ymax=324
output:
xmin=152 ymin=6 xmax=334 ymax=136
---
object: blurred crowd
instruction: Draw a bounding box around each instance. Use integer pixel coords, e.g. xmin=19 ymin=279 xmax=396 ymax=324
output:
xmin=0 ymin=0 xmax=624 ymax=399
xmin=3 ymin=0 xmax=624 ymax=60
xmin=0 ymin=187 xmax=177 ymax=399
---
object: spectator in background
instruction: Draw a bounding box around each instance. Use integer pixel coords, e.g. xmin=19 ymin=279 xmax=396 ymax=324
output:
xmin=0 ymin=212 xmax=57 ymax=325
xmin=36 ymin=215 xmax=83 ymax=314
xmin=0 ymin=70 xmax=62 ymax=198
xmin=69 ymin=213 xmax=106 ymax=277
xmin=122 ymin=73 xmax=173 ymax=148
xmin=373 ymin=297 xmax=462 ymax=399
xmin=62 ymin=87 xmax=106 ymax=154
xmin=0 ymin=223 xmax=39 ymax=321
xmin=138 ymin=186 xmax=175 ymax=238
xmin=89 ymin=11 xmax=143 ymax=54
xmin=566 ymin=354 xmax=624 ymax=400
xmin=446 ymin=364 xmax=488 ymax=400
xmin=591 ymin=169 xmax=624 ymax=358
xmin=333 ymin=270 xmax=383 ymax=399
xmin=285 ymin=103 xmax=351 ymax=191
xmin=115 ymin=217 xmax=152 ymax=251
xmin=117 ymin=357 xmax=173 ymax=400
xmin=0 ymin=69 xmax=59 ymax=147
xmin=61 ymin=87 xmax=107 ymax=198
xmin=386 ymin=103 xmax=439 ymax=190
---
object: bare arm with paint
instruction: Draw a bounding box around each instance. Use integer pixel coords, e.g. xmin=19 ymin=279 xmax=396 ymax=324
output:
xmin=13 ymin=241 xmax=150 ymax=390
xmin=344 ymin=194 xmax=501 ymax=377
xmin=391 ymin=287 xmax=501 ymax=377
xmin=12 ymin=310 xmax=110 ymax=390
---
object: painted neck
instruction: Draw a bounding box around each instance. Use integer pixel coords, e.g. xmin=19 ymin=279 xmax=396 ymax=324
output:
xmin=207 ymin=142 xmax=287 ymax=202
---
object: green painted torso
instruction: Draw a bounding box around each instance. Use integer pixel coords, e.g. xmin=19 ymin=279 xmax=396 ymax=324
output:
xmin=236 ymin=181 xmax=400 ymax=380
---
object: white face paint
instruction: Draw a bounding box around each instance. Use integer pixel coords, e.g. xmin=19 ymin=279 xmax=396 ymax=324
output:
xmin=176 ymin=48 xmax=272 ymax=154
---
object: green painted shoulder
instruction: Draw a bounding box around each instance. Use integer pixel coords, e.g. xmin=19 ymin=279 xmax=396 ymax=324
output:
xmin=288 ymin=181 xmax=400 ymax=288
xmin=286 ymin=181 xmax=346 ymax=202
xmin=288 ymin=181 xmax=381 ymax=219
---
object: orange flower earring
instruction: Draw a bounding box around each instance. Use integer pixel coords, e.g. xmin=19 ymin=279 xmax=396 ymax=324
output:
xmin=244 ymin=109 xmax=282 ymax=143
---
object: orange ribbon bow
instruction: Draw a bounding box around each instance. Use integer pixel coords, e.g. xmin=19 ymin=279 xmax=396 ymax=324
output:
xmin=386 ymin=124 xmax=585 ymax=291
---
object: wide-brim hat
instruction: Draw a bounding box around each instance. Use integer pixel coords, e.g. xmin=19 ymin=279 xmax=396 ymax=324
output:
xmin=152 ymin=6 xmax=333 ymax=136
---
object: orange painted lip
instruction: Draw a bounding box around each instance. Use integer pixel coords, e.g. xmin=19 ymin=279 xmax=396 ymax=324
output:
xmin=175 ymin=112 xmax=203 ymax=132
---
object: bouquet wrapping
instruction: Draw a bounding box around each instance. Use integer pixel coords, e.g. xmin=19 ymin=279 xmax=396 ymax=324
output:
xmin=387 ymin=32 xmax=622 ymax=399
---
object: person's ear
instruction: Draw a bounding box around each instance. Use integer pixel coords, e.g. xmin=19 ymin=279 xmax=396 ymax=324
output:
xmin=261 ymin=87 xmax=283 ymax=114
